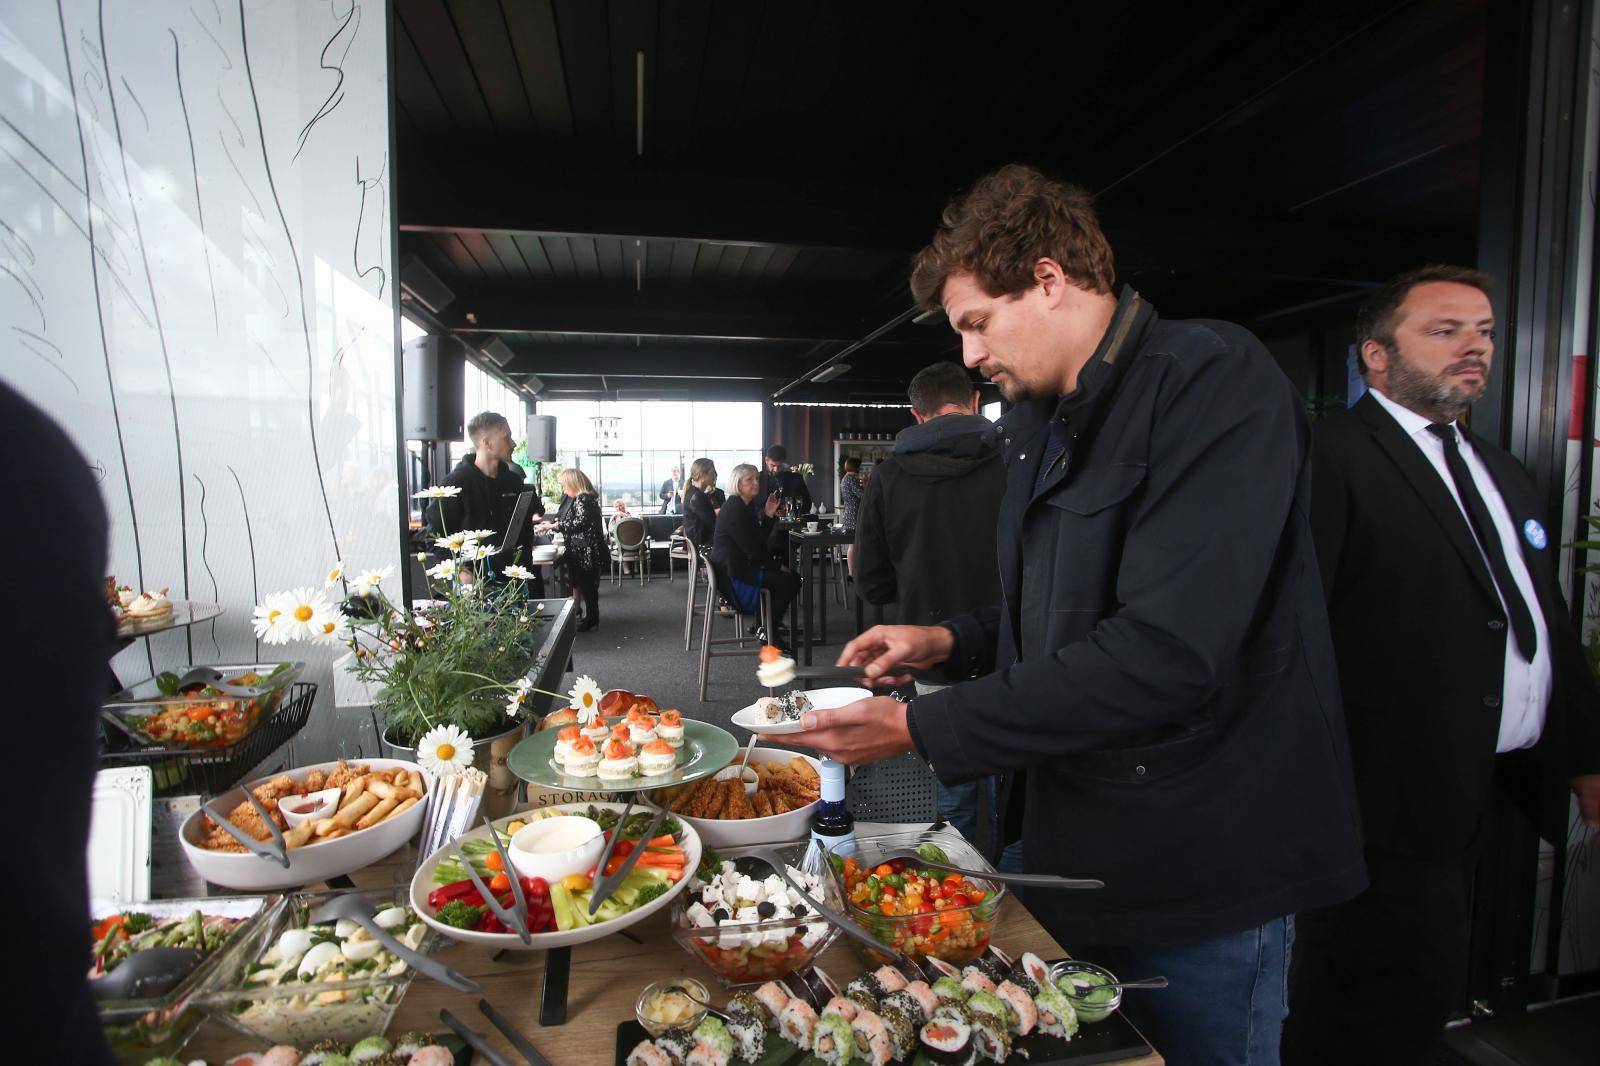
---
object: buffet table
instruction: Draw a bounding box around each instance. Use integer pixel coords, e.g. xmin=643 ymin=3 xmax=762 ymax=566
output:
xmin=175 ymin=823 xmax=1163 ymax=1065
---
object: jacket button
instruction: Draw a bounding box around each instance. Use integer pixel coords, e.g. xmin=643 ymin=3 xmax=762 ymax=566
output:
xmin=1488 ymin=619 xmax=1505 ymax=630
xmin=1134 ymin=765 xmax=1147 ymax=777
xmin=1483 ymin=695 xmax=1501 ymax=708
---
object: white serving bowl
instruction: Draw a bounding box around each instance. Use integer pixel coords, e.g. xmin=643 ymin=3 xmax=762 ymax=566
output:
xmin=278 ymin=787 xmax=342 ymax=829
xmin=507 ymin=815 xmax=605 ymax=882
xmin=180 ymin=758 xmax=428 ymax=891
xmin=675 ymin=749 xmax=822 ymax=849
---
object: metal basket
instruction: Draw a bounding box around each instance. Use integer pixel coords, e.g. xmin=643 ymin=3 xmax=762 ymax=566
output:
xmin=98 ymin=682 xmax=317 ymax=797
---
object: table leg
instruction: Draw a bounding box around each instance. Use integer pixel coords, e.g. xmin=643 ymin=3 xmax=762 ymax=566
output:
xmin=788 ymin=539 xmax=801 ymax=650
xmin=540 ymin=946 xmax=571 ymax=1026
xmin=802 ymin=545 xmax=814 ymax=666
xmin=819 ymin=548 xmax=829 ymax=648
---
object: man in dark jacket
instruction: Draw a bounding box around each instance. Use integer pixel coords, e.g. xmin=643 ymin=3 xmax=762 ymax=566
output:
xmin=856 ymin=361 xmax=1010 ymax=858
xmin=427 ymin=411 xmax=545 ymax=594
xmin=795 ymin=165 xmax=1366 ymax=1064
xmin=756 ymin=444 xmax=811 ymax=514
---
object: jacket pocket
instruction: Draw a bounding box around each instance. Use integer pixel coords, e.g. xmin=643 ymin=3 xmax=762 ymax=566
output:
xmin=1038 ymin=463 xmax=1147 ymax=613
xmin=1058 ymin=723 xmax=1216 ymax=785
xmin=1046 ymin=462 xmax=1147 ymax=515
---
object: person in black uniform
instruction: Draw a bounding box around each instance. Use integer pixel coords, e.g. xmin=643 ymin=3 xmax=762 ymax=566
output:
xmin=756 ymin=444 xmax=811 ymax=514
xmin=426 ymin=411 xmax=544 ymax=595
xmin=1284 ymin=266 xmax=1600 ymax=1065
xmin=2 ymin=379 xmax=117 ymax=1064
xmin=681 ymin=458 xmax=720 ymax=551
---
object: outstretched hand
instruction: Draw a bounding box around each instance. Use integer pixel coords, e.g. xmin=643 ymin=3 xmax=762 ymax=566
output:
xmin=787 ymin=695 xmax=914 ymax=765
xmin=835 ymin=624 xmax=955 ymax=686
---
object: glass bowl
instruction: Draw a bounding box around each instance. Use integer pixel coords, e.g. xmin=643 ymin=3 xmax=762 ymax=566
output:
xmin=200 ymin=887 xmax=438 ymax=1046
xmin=1049 ymin=960 xmax=1123 ymax=1023
xmin=670 ymin=844 xmax=841 ymax=987
xmin=824 ymin=830 xmax=1006 ymax=967
xmin=636 ymin=977 xmax=709 ymax=1036
xmin=102 ymin=660 xmax=305 ymax=751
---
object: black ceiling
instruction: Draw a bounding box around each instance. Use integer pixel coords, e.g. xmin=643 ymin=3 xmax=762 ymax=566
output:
xmin=393 ymin=0 xmax=1485 ymax=403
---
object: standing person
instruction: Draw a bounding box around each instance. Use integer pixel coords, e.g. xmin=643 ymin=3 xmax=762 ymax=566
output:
xmin=1282 ymin=267 xmax=1600 ymax=1065
xmin=837 ymin=456 xmax=865 ymax=533
xmin=757 ymin=444 xmax=812 ymax=514
xmin=427 ymin=411 xmax=545 ymax=595
xmin=682 ymin=458 xmax=720 ymax=551
xmin=660 ymin=465 xmax=685 ymax=515
xmin=554 ymin=468 xmax=607 ymax=632
xmin=791 ymin=164 xmax=1366 ymax=1065
xmin=713 ymin=463 xmax=801 ymax=644
xmin=2 ymin=380 xmax=117 ymax=1065
xmin=853 ymin=361 xmax=1010 ymax=862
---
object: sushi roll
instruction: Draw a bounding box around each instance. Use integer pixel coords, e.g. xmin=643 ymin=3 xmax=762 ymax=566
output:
xmin=627 ymin=1041 xmax=675 ymax=1066
xmin=970 ymin=956 xmax=1007 ymax=984
xmin=872 ymin=965 xmax=908 ymax=994
xmin=554 ymin=724 xmax=583 ymax=765
xmin=877 ymin=1003 xmax=919 ymax=1061
xmin=821 ymin=995 xmax=859 ymax=1022
xmin=639 ymin=738 xmax=678 ymax=775
xmin=969 ymin=1012 xmax=1012 ymax=1063
xmin=920 ymin=1017 xmax=976 ymax=1066
xmin=657 ymin=709 xmax=686 ymax=748
xmin=933 ymin=999 xmax=975 ymax=1026
xmin=1003 ymin=967 xmax=1040 ymax=998
xmin=727 ymin=1010 xmax=767 ymax=1063
xmin=598 ymin=738 xmax=640 ymax=779
xmin=349 ymin=1037 xmax=391 ymax=1063
xmin=729 ymin=991 xmax=769 ymax=1024
xmin=656 ymin=1028 xmax=697 ymax=1064
xmin=850 ymin=1010 xmax=894 ymax=1066
xmin=966 ymin=990 xmax=1013 ymax=1029
xmin=1018 ymin=951 xmax=1053 ymax=990
xmin=563 ymin=735 xmax=601 ymax=776
xmin=1034 ymin=984 xmax=1080 ymax=1040
xmin=996 ymin=980 xmax=1038 ymax=1036
xmin=811 ymin=1012 xmax=855 ymax=1064
xmin=960 ymin=967 xmax=997 ymax=996
xmin=844 ymin=986 xmax=879 ymax=1015
xmin=931 ymin=975 xmax=967 ymax=1003
xmin=301 ymin=1041 xmax=349 ymax=1066
xmin=688 ymin=1017 xmax=734 ymax=1066
xmin=903 ymin=980 xmax=939 ymax=1020
xmin=777 ymin=997 xmax=819 ymax=1050
xmin=881 ymin=990 xmax=927 ymax=1026
xmin=754 ymin=981 xmax=792 ymax=1021
xmin=392 ymin=1033 xmax=431 ymax=1058
xmin=408 ymin=1052 xmax=453 ymax=1066
xmin=753 ymin=696 xmax=784 ymax=723
xmin=846 ymin=973 xmax=886 ymax=1001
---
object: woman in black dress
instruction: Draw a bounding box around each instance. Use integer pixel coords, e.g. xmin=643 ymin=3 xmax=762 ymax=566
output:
xmin=554 ymin=467 xmax=606 ymax=631
xmin=681 ymin=457 xmax=720 ymax=551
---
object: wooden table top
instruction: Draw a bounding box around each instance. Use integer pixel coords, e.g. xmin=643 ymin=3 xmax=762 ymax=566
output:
xmin=179 ymin=825 xmax=1162 ymax=1066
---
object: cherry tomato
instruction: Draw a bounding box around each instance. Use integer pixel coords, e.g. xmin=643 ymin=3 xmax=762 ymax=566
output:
xmin=949 ymin=893 xmax=971 ymax=908
xmin=879 ymin=884 xmax=896 ymax=898
xmin=874 ymin=864 xmax=895 ymax=877
xmin=485 ymin=851 xmax=505 ymax=872
xmin=489 ymin=872 xmax=511 ymax=893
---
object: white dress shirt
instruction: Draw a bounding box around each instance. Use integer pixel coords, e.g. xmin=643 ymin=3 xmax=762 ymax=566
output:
xmin=1369 ymin=387 xmax=1552 ymax=751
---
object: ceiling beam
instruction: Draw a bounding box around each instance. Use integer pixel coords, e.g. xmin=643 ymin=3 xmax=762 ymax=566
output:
xmin=505 ymin=345 xmax=941 ymax=382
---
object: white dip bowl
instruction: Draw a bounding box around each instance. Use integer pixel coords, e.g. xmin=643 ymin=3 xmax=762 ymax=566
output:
xmin=508 ymin=816 xmax=605 ymax=882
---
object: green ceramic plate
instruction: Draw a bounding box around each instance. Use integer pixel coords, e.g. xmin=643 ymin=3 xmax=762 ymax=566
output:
xmin=507 ymin=717 xmax=739 ymax=792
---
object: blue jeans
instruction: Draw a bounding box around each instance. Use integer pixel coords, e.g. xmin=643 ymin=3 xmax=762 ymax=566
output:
xmin=1081 ymin=917 xmax=1294 ymax=1066
xmin=933 ymin=776 xmax=1025 ymax=873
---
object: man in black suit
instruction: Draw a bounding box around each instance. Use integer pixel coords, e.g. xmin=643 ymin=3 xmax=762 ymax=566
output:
xmin=659 ymin=465 xmax=683 ymax=515
xmin=756 ymin=444 xmax=811 ymax=514
xmin=1284 ymin=265 xmax=1600 ymax=1064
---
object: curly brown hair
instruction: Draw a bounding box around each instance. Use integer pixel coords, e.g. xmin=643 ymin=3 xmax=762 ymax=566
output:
xmin=910 ymin=164 xmax=1115 ymax=312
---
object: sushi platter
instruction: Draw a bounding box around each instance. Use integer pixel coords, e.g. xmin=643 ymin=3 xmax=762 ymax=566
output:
xmin=617 ymin=950 xmax=1151 ymax=1066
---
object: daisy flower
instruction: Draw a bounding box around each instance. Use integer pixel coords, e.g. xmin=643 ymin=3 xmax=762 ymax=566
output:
xmin=505 ymin=677 xmax=534 ymax=717
xmin=417 ymin=724 xmax=474 ymax=777
xmin=501 ymin=564 xmax=535 ymax=581
xmin=568 ymin=675 xmax=603 ymax=723
xmin=276 ymin=587 xmax=337 ymax=642
xmin=251 ymin=590 xmax=297 ymax=644
xmin=309 ymin=604 xmax=349 ymax=645
xmin=412 ymin=485 xmax=463 ymax=499
xmin=324 ymin=560 xmax=346 ymax=587
xmin=426 ymin=558 xmax=457 ymax=581
xmin=349 ymin=566 xmax=392 ymax=597
xmin=458 ymin=542 xmax=498 ymax=561
xmin=435 ymin=531 xmax=469 ymax=553
xmin=459 ymin=529 xmax=498 ymax=543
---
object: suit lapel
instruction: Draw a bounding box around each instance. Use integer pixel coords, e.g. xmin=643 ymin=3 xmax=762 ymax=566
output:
xmin=1356 ymin=393 xmax=1500 ymax=605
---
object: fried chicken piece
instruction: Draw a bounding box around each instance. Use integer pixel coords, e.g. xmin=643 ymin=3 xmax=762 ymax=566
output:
xmin=201 ymin=777 xmax=293 ymax=850
xmin=725 ymin=783 xmax=755 ymax=820
xmin=323 ymin=759 xmax=370 ymax=791
xmin=751 ymin=790 xmax=774 ymax=818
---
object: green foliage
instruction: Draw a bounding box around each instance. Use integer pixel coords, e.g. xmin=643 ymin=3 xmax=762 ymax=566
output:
xmin=541 ymin=462 xmax=566 ymax=505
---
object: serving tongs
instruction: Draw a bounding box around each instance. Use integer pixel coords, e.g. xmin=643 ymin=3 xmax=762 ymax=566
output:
xmin=478 ymin=998 xmax=553 ymax=1065
xmin=310 ymin=892 xmax=479 ymax=993
xmin=90 ymin=947 xmax=204 ymax=1000
xmin=203 ymin=788 xmax=289 ymax=867
xmin=173 ymin=666 xmax=270 ymax=698
xmin=440 ymin=1007 xmax=516 ymax=1066
xmin=452 ymin=817 xmax=533 ymax=944
xmin=588 ymin=794 xmax=670 ymax=917
xmin=878 ymin=848 xmax=1104 ymax=890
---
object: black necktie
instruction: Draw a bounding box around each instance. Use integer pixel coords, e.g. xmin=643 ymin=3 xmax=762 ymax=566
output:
xmin=1425 ymin=423 xmax=1537 ymax=661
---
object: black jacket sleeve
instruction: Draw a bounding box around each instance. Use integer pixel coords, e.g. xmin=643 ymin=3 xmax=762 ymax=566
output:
xmin=853 ymin=471 xmax=897 ymax=605
xmin=910 ymin=348 xmax=1305 ymax=777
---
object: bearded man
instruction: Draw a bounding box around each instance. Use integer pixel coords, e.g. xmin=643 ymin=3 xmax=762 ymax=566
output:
xmin=1283 ymin=265 xmax=1600 ymax=1065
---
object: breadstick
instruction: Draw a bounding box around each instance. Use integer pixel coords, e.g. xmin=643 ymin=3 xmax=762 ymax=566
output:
xmin=356 ymin=795 xmax=399 ymax=828
xmin=332 ymin=791 xmax=379 ymax=828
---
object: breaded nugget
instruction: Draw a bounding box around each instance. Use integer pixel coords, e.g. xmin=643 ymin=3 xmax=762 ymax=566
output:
xmin=751 ymin=790 xmax=774 ymax=818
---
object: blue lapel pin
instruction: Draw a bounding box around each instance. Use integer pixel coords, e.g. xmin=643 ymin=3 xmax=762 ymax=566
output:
xmin=1523 ymin=519 xmax=1547 ymax=550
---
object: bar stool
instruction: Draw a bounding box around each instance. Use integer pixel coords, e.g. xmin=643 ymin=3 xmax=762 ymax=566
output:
xmin=681 ymin=539 xmax=713 ymax=650
xmin=698 ymin=560 xmax=772 ymax=701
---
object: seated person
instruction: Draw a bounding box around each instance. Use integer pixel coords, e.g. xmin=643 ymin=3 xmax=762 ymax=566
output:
xmin=713 ymin=463 xmax=800 ymax=644
xmin=682 ymin=457 xmax=720 ymax=551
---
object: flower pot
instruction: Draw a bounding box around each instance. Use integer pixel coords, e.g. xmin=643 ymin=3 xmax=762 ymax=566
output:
xmin=382 ymin=718 xmax=529 ymax=818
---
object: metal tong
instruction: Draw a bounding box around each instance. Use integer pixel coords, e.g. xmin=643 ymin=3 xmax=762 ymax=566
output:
xmin=587 ymin=794 xmax=670 ymax=916
xmin=439 ymin=1007 xmax=517 ymax=1066
xmin=451 ymin=817 xmax=533 ymax=944
xmin=878 ymin=848 xmax=1104 ymax=890
xmin=477 ymin=998 xmax=553 ymax=1065
xmin=203 ymin=786 xmax=289 ymax=867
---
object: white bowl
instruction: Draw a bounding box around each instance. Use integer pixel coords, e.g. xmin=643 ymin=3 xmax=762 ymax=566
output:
xmin=411 ymin=802 xmax=701 ymax=950
xmin=507 ymin=816 xmax=605 ymax=882
xmin=278 ymin=788 xmax=341 ymax=829
xmin=179 ymin=758 xmax=428 ymax=891
xmin=676 ymin=749 xmax=822 ymax=849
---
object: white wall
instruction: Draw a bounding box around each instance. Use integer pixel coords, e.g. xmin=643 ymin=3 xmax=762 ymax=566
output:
xmin=0 ymin=1 xmax=398 ymax=742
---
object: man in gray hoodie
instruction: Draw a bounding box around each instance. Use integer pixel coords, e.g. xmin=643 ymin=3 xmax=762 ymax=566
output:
xmin=855 ymin=361 xmax=1012 ymax=860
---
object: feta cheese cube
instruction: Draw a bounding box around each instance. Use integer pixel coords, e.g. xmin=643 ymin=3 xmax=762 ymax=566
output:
xmin=763 ymin=925 xmax=791 ymax=946
xmin=686 ymin=902 xmax=714 ymax=928
xmin=801 ymin=923 xmax=828 ymax=950
xmin=717 ymin=920 xmax=744 ymax=950
xmin=735 ymin=906 xmax=761 ymax=924
xmin=763 ymin=874 xmax=788 ymax=899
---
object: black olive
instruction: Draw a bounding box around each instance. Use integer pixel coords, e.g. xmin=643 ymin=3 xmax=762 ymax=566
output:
xmin=712 ymin=907 xmax=729 ymax=923
xmin=794 ymin=904 xmax=808 ymax=916
xmin=756 ymin=901 xmax=777 ymax=918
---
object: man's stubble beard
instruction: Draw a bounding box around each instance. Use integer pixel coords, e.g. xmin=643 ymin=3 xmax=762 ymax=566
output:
xmin=1383 ymin=344 xmax=1487 ymax=418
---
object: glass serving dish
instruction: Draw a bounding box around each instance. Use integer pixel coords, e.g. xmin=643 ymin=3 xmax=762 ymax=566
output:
xmin=92 ymin=894 xmax=281 ymax=1065
xmin=201 ymin=886 xmax=438 ymax=1047
xmin=102 ymin=661 xmax=305 ymax=751
xmin=825 ymin=830 xmax=1006 ymax=967
xmin=670 ymin=844 xmax=841 ymax=987
xmin=1049 ymin=959 xmax=1123 ymax=1023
